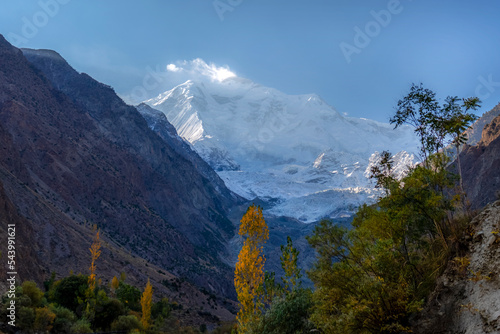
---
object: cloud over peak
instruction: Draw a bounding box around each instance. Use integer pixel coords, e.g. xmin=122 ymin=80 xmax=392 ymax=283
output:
xmin=166 ymin=58 xmax=236 ymax=82
xmin=121 ymin=58 xmax=238 ymax=105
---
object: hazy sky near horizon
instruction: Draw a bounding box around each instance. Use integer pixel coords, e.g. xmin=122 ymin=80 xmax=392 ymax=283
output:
xmin=1 ymin=0 xmax=499 ymax=122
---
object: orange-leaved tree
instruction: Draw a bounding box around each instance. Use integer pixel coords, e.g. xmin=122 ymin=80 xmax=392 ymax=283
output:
xmin=110 ymin=275 xmax=119 ymax=298
xmin=141 ymin=279 xmax=153 ymax=330
xmin=234 ymin=205 xmax=269 ymax=333
xmin=85 ymin=225 xmax=102 ymax=322
xmin=88 ymin=226 xmax=101 ymax=292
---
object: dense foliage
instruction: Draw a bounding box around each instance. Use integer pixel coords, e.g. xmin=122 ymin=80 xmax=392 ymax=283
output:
xmin=306 ymin=85 xmax=479 ymax=333
xmin=0 ymin=230 xmax=205 ymax=333
xmin=234 ymin=206 xmax=315 ymax=334
xmin=307 ymin=163 xmax=452 ymax=333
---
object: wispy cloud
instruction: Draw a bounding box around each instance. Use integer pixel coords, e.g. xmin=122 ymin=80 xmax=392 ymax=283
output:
xmin=166 ymin=58 xmax=236 ymax=82
xmin=120 ymin=58 xmax=237 ymax=105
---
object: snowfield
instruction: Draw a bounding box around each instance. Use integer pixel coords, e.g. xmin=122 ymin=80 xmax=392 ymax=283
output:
xmin=143 ymin=74 xmax=418 ymax=222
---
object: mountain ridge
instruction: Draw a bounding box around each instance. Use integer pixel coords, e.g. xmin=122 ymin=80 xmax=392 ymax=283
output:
xmin=0 ymin=35 xmax=241 ymax=312
xmin=143 ymin=77 xmax=418 ymax=222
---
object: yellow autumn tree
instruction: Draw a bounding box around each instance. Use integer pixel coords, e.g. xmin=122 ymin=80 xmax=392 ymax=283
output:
xmin=111 ymin=275 xmax=119 ymax=296
xmin=234 ymin=205 xmax=269 ymax=333
xmin=141 ymin=279 xmax=153 ymax=330
xmin=111 ymin=276 xmax=120 ymax=289
xmin=85 ymin=226 xmax=102 ymax=322
xmin=88 ymin=226 xmax=101 ymax=291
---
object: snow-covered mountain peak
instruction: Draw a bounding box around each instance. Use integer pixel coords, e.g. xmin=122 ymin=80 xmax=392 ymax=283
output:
xmin=142 ymin=69 xmax=418 ymax=222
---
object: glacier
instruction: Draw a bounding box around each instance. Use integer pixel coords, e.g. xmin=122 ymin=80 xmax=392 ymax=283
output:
xmin=142 ymin=75 xmax=418 ymax=223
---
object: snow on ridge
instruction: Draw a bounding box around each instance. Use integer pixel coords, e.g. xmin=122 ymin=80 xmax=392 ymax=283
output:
xmin=143 ymin=75 xmax=419 ymax=223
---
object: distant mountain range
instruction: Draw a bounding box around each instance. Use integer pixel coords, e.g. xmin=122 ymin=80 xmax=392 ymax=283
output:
xmin=143 ymin=77 xmax=418 ymax=222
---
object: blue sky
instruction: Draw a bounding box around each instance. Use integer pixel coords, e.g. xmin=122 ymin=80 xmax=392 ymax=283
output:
xmin=1 ymin=0 xmax=499 ymax=122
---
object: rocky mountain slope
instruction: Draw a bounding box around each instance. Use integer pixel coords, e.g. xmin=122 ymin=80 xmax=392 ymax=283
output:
xmin=0 ymin=33 xmax=244 ymax=323
xmin=136 ymin=102 xmax=234 ymax=200
xmin=411 ymin=200 xmax=500 ymax=334
xmin=459 ymin=111 xmax=500 ymax=209
xmin=466 ymin=102 xmax=500 ymax=145
xmin=144 ymin=77 xmax=418 ymax=223
xmin=411 ymin=107 xmax=500 ymax=333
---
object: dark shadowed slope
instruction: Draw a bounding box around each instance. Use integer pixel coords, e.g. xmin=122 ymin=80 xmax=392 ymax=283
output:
xmin=0 ymin=35 xmax=241 ymax=299
xmin=459 ymin=110 xmax=500 ymax=210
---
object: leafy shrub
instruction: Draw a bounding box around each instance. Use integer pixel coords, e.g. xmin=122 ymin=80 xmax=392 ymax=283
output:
xmin=50 ymin=275 xmax=88 ymax=312
xmin=152 ymin=297 xmax=171 ymax=320
xmin=70 ymin=319 xmax=93 ymax=333
xmin=17 ymin=306 xmax=35 ymax=331
xmin=110 ymin=314 xmax=143 ymax=332
xmin=116 ymin=282 xmax=141 ymax=311
xmin=33 ymin=306 xmax=56 ymax=332
xmin=50 ymin=305 xmax=77 ymax=334
xmin=253 ymin=289 xmax=315 ymax=334
xmin=306 ymin=153 xmax=470 ymax=333
xmin=21 ymin=281 xmax=44 ymax=307
xmin=93 ymin=298 xmax=126 ymax=331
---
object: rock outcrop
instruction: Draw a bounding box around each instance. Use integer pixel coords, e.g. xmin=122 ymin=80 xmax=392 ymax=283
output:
xmin=412 ymin=201 xmax=500 ymax=333
xmin=459 ymin=112 xmax=500 ymax=209
xmin=466 ymin=102 xmax=500 ymax=145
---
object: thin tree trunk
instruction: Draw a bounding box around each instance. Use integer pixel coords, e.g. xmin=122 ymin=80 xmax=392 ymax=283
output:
xmin=456 ymin=143 xmax=463 ymax=193
xmin=456 ymin=143 xmax=471 ymax=215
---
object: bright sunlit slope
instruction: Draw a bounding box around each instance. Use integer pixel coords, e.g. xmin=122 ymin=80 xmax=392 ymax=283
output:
xmin=143 ymin=59 xmax=418 ymax=222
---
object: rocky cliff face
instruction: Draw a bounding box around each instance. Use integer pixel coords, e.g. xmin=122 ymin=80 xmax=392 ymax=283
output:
xmin=459 ymin=112 xmax=500 ymax=209
xmin=136 ymin=102 xmax=236 ymax=202
xmin=411 ymin=201 xmax=500 ymax=334
xmin=0 ymin=35 xmax=241 ymax=303
xmin=479 ymin=113 xmax=500 ymax=147
xmin=466 ymin=102 xmax=500 ymax=145
xmin=0 ymin=177 xmax=44 ymax=286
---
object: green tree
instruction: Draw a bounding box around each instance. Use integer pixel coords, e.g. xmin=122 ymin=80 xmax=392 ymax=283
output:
xmin=250 ymin=237 xmax=313 ymax=334
xmin=307 ymin=214 xmax=422 ymax=333
xmin=390 ymin=83 xmax=441 ymax=164
xmin=33 ymin=306 xmax=56 ymax=332
xmin=253 ymin=288 xmax=314 ymax=334
xmin=390 ymin=83 xmax=480 ymax=171
xmin=111 ymin=315 xmax=143 ymax=332
xmin=259 ymin=271 xmax=282 ymax=309
xmin=70 ymin=319 xmax=93 ymax=334
xmin=93 ymin=298 xmax=125 ymax=331
xmin=440 ymin=96 xmax=480 ymax=199
xmin=151 ymin=297 xmax=171 ymax=320
xmin=50 ymin=305 xmax=77 ymax=334
xmin=116 ymin=282 xmax=142 ymax=311
xmin=50 ymin=274 xmax=88 ymax=313
xmin=370 ymin=150 xmax=396 ymax=197
xmin=306 ymin=85 xmax=476 ymax=333
xmin=280 ymin=236 xmax=302 ymax=294
xmin=17 ymin=306 xmax=35 ymax=331
xmin=21 ymin=281 xmax=44 ymax=307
